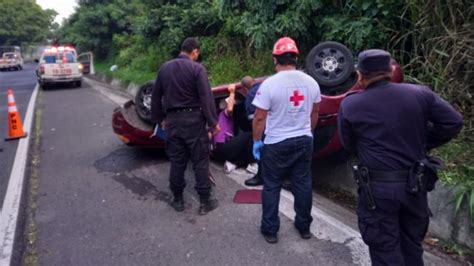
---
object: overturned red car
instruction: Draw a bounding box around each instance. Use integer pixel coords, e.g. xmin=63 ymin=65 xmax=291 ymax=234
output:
xmin=112 ymin=41 xmax=403 ymax=158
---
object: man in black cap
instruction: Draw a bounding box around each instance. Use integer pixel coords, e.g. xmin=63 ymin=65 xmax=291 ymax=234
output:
xmin=151 ymin=37 xmax=220 ymax=215
xmin=338 ymin=49 xmax=463 ymax=265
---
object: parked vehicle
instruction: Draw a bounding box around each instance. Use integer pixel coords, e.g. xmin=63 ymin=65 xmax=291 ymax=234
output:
xmin=0 ymin=46 xmax=23 ymax=71
xmin=112 ymin=42 xmax=404 ymax=158
xmin=36 ymin=46 xmax=91 ymax=88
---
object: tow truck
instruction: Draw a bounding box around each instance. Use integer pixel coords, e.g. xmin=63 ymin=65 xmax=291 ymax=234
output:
xmin=36 ymin=46 xmax=86 ymax=88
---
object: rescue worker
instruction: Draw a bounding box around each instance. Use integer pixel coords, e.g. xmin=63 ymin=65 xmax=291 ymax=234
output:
xmin=242 ymin=76 xmax=292 ymax=190
xmin=241 ymin=76 xmax=264 ymax=186
xmin=252 ymin=37 xmax=321 ymax=243
xmin=338 ymin=49 xmax=463 ymax=265
xmin=151 ymin=37 xmax=220 ymax=215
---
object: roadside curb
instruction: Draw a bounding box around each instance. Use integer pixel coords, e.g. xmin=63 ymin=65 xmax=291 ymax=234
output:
xmin=0 ymin=83 xmax=39 ymax=265
xmin=85 ymin=73 xmax=141 ymax=99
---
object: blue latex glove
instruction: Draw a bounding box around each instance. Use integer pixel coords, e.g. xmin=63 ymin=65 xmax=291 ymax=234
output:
xmin=150 ymin=124 xmax=167 ymax=140
xmin=253 ymin=140 xmax=264 ymax=161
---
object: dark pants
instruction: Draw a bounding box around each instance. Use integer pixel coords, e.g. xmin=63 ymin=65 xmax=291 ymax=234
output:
xmin=357 ymin=181 xmax=429 ymax=266
xmin=165 ymin=111 xmax=211 ymax=200
xmin=260 ymin=136 xmax=313 ymax=235
xmin=214 ymin=131 xmax=254 ymax=167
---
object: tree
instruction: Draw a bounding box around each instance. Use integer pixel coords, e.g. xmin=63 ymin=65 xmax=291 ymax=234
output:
xmin=0 ymin=0 xmax=57 ymax=45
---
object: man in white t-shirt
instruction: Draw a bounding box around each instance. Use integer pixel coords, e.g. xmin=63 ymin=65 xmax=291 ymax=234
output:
xmin=252 ymin=37 xmax=321 ymax=244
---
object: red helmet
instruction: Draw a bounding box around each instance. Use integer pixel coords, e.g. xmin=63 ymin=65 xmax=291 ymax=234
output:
xmin=272 ymin=37 xmax=299 ymax=55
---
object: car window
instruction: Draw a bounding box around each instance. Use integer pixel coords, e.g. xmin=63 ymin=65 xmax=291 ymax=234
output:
xmin=64 ymin=52 xmax=75 ymax=63
xmin=43 ymin=55 xmax=57 ymax=64
xmin=42 ymin=52 xmax=76 ymax=63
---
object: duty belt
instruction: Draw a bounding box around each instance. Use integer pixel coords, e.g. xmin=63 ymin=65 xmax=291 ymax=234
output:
xmin=368 ymin=169 xmax=409 ymax=182
xmin=167 ymin=107 xmax=202 ymax=113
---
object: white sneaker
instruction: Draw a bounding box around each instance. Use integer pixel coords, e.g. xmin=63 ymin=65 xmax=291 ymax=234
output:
xmin=224 ymin=161 xmax=237 ymax=174
xmin=246 ymin=163 xmax=259 ymax=174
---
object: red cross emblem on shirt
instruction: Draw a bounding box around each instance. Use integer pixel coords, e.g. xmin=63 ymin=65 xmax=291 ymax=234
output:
xmin=290 ymin=90 xmax=305 ymax=107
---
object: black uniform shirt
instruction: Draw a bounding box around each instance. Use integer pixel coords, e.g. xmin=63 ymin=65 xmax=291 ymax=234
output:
xmin=151 ymin=55 xmax=218 ymax=127
xmin=338 ymin=81 xmax=463 ymax=170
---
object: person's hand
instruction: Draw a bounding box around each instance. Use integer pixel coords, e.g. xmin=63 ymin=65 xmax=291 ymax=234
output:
xmin=150 ymin=123 xmax=167 ymax=140
xmin=253 ymin=140 xmax=264 ymax=161
xmin=228 ymin=84 xmax=236 ymax=94
xmin=211 ymin=124 xmax=221 ymax=135
xmin=160 ymin=121 xmax=166 ymax=130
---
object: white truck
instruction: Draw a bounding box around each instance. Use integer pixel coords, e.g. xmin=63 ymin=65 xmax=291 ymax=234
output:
xmin=0 ymin=46 xmax=23 ymax=71
xmin=36 ymin=46 xmax=84 ymax=88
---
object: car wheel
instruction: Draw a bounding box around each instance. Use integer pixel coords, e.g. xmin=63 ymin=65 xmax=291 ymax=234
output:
xmin=40 ymin=82 xmax=48 ymax=90
xmin=134 ymin=81 xmax=154 ymax=124
xmin=76 ymin=81 xmax=82 ymax=87
xmin=306 ymin=41 xmax=354 ymax=88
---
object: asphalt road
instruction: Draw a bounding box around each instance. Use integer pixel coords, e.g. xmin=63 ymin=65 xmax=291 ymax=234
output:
xmin=22 ymin=77 xmax=458 ymax=266
xmin=31 ymin=80 xmax=358 ymax=265
xmin=0 ymin=63 xmax=37 ymax=207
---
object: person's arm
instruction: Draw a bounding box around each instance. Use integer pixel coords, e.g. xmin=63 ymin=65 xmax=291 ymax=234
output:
xmin=245 ymin=85 xmax=258 ymax=119
xmin=337 ymin=103 xmax=354 ymax=151
xmin=426 ymin=91 xmax=463 ymax=149
xmin=151 ymin=71 xmax=164 ymax=126
xmin=226 ymin=84 xmax=236 ymax=116
xmin=311 ymin=102 xmax=320 ymax=132
xmin=196 ymin=66 xmax=218 ymax=131
xmin=252 ymin=108 xmax=267 ymax=141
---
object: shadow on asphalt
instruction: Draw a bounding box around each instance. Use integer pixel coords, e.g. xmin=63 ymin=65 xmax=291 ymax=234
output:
xmin=94 ymin=147 xmax=168 ymax=174
xmin=40 ymin=83 xmax=81 ymax=91
xmin=94 ymin=147 xmax=171 ymax=202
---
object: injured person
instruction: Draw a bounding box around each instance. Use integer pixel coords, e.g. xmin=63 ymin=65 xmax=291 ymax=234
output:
xmin=211 ymin=84 xmax=259 ymax=177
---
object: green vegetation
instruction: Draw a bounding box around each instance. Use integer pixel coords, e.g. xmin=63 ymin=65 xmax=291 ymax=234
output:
xmin=58 ymin=0 xmax=472 ymax=214
xmin=0 ymin=0 xmax=57 ymax=45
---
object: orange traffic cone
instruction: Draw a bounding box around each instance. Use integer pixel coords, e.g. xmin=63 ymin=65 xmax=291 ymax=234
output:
xmin=5 ymin=89 xmax=27 ymax=140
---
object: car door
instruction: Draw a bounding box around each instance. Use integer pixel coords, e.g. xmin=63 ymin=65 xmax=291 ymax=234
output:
xmin=77 ymin=52 xmax=93 ymax=74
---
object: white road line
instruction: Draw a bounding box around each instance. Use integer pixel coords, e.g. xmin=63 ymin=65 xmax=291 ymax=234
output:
xmin=0 ymin=83 xmax=39 ymax=265
xmin=225 ymin=168 xmax=371 ymax=266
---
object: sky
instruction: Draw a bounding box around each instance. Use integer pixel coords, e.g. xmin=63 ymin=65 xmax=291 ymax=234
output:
xmin=37 ymin=0 xmax=78 ymax=25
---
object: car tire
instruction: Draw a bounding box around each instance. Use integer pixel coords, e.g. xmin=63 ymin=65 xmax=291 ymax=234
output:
xmin=40 ymin=82 xmax=48 ymax=90
xmin=134 ymin=81 xmax=154 ymax=124
xmin=305 ymin=41 xmax=354 ymax=88
xmin=76 ymin=81 xmax=82 ymax=87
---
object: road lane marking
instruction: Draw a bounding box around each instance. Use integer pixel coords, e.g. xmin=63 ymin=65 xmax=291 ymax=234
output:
xmin=0 ymin=83 xmax=39 ymax=265
xmin=222 ymin=167 xmax=371 ymax=265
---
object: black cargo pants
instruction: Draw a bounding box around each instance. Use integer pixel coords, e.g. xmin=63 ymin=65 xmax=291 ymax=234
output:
xmin=165 ymin=110 xmax=211 ymax=201
xmin=357 ymin=181 xmax=429 ymax=266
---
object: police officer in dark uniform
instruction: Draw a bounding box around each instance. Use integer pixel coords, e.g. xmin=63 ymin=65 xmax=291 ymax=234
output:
xmin=151 ymin=37 xmax=220 ymax=215
xmin=338 ymin=49 xmax=463 ymax=265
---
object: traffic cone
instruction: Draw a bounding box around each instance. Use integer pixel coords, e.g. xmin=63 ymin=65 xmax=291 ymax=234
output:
xmin=5 ymin=89 xmax=27 ymax=140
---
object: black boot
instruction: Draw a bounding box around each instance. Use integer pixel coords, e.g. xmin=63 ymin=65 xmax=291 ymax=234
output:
xmin=244 ymin=174 xmax=263 ymax=186
xmin=198 ymin=198 xmax=218 ymax=215
xmin=296 ymin=225 xmax=312 ymax=239
xmin=170 ymin=195 xmax=184 ymax=212
xmin=261 ymin=232 xmax=278 ymax=244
